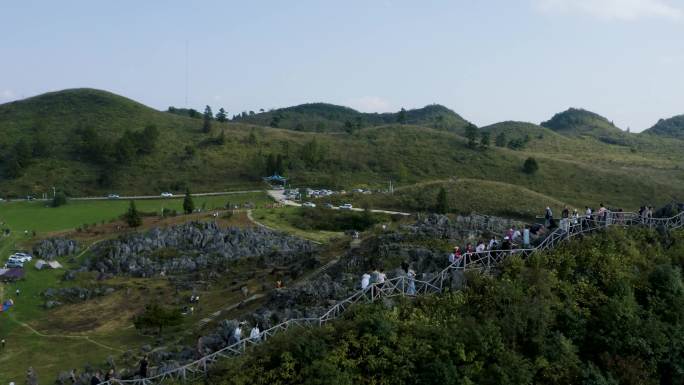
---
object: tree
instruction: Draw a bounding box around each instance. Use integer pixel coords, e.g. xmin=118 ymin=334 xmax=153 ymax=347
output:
xmin=125 ymin=200 xmax=142 ymax=227
xmin=397 ymin=108 xmax=407 ymax=124
xmin=51 ymin=191 xmax=67 ymax=207
xmin=480 ymin=131 xmax=490 ymax=150
xmin=465 ymin=124 xmax=479 ymax=149
xmin=14 ymin=138 xmax=33 ymax=168
xmin=435 ymin=187 xmax=449 ymax=214
xmin=216 ymin=108 xmax=228 ymax=122
xmin=115 ymin=130 xmax=136 ymax=163
xmin=202 ymin=105 xmax=213 ymax=133
xmin=138 ymin=124 xmax=159 ymax=154
xmin=133 ymin=303 xmax=182 ymax=335
xmin=183 ymin=188 xmax=194 ymax=214
xmin=523 ymin=157 xmax=539 ymax=174
xmin=495 ymin=132 xmax=507 ymax=147
xmin=270 ymin=115 xmax=281 ymax=128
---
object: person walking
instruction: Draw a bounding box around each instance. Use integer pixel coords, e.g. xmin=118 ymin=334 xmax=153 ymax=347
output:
xmin=249 ymin=324 xmax=261 ymax=341
xmin=139 ymin=355 xmax=149 ymax=378
xmin=90 ymin=371 xmax=102 ymax=385
xmin=376 ymin=269 xmax=387 ymax=284
xmin=104 ymin=369 xmax=115 ymax=382
xmin=233 ymin=324 xmax=243 ymax=344
xmin=475 ymin=241 xmax=486 ymax=253
xmin=1 ymin=338 xmax=5 ymax=350
xmin=360 ymin=273 xmax=371 ymax=290
xmin=69 ymin=369 xmax=78 ymax=384
xmin=544 ymin=206 xmax=553 ymax=228
xmin=406 ymin=268 xmax=416 ymax=296
xmin=523 ymin=225 xmax=531 ymax=248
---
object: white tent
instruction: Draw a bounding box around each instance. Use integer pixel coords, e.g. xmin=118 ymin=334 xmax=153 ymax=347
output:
xmin=48 ymin=260 xmax=63 ymax=269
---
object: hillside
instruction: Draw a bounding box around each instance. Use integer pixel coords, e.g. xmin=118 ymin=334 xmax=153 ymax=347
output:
xmin=202 ymin=227 xmax=684 ymax=385
xmin=231 ymin=103 xmax=472 ymax=132
xmin=644 ymin=114 xmax=684 ymax=139
xmin=541 ymin=108 xmax=625 ymax=141
xmin=1 ymin=89 xmax=684 ymax=213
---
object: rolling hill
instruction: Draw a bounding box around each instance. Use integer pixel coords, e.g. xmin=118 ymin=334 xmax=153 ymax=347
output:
xmin=541 ymin=108 xmax=625 ymax=139
xmin=644 ymin=114 xmax=684 ymax=139
xmin=231 ymin=103 xmax=472 ymax=132
xmin=1 ymin=89 xmax=684 ymax=212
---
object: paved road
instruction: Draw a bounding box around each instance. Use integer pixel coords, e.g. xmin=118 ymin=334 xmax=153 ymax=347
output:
xmin=69 ymin=190 xmax=264 ymax=201
xmin=267 ymin=190 xmax=411 ymax=216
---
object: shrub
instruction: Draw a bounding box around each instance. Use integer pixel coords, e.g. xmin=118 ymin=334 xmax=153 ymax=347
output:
xmin=523 ymin=157 xmax=539 ymax=174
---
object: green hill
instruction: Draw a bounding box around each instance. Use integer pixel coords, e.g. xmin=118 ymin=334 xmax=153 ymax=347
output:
xmin=644 ymin=114 xmax=684 ymax=139
xmin=541 ymin=108 xmax=625 ymax=140
xmin=231 ymin=103 xmax=472 ymax=132
xmin=1 ymin=89 xmax=684 ymax=213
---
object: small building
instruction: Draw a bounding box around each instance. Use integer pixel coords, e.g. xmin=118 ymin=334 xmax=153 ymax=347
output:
xmin=263 ymin=174 xmax=288 ymax=186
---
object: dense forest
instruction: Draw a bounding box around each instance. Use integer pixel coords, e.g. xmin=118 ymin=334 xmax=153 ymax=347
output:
xmin=206 ymin=227 xmax=684 ymax=385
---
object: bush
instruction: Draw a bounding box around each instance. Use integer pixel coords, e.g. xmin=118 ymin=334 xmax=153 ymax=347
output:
xmin=51 ymin=191 xmax=67 ymax=207
xmin=523 ymin=157 xmax=539 ymax=174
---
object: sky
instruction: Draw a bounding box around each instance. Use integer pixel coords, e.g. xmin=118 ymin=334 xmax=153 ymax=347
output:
xmin=1 ymin=0 xmax=683 ymax=131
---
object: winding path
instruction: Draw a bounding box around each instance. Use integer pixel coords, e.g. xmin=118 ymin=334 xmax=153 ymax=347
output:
xmin=100 ymin=209 xmax=684 ymax=385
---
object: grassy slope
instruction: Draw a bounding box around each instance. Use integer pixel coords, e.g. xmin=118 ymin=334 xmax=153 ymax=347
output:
xmin=232 ymin=103 xmax=471 ymax=132
xmin=1 ymin=88 xmax=684 ymax=213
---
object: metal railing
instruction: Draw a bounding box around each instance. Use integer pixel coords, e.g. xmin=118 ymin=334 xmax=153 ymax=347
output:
xmin=101 ymin=209 xmax=684 ymax=385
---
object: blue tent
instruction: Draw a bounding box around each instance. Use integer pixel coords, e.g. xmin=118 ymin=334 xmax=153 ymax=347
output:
xmin=263 ymin=174 xmax=288 ymax=184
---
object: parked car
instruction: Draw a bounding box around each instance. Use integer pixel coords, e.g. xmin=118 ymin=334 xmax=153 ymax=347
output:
xmin=161 ymin=192 xmax=174 ymax=198
xmin=10 ymin=253 xmax=32 ymax=263
xmin=302 ymin=202 xmax=316 ymax=208
xmin=5 ymin=260 xmax=23 ymax=268
xmin=107 ymin=194 xmax=120 ymax=199
xmin=339 ymin=203 xmax=353 ymax=210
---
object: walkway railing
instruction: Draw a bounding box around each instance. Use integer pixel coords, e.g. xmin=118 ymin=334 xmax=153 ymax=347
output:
xmin=101 ymin=209 xmax=684 ymax=385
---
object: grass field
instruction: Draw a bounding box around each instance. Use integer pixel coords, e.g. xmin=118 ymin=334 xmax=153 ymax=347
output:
xmin=0 ymin=191 xmax=274 ymax=382
xmin=0 ymin=192 xmax=271 ymax=235
xmin=251 ymin=207 xmax=344 ymax=243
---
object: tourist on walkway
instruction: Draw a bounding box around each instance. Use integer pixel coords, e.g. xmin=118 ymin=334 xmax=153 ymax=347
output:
xmin=250 ymin=325 xmax=261 ymax=341
xmin=512 ymin=228 xmax=521 ymax=243
xmin=233 ymin=324 xmax=243 ymax=343
xmin=406 ymin=268 xmax=416 ymax=295
xmin=377 ymin=269 xmax=387 ymax=284
xmin=488 ymin=236 xmax=498 ymax=250
xmin=90 ymin=370 xmax=102 ymax=385
xmin=544 ymin=206 xmax=553 ymax=228
xmin=475 ymin=241 xmax=486 ymax=253
xmin=360 ymin=273 xmax=371 ymax=290
xmin=523 ymin=225 xmax=530 ymax=248
xmin=139 ymin=355 xmax=149 ymax=378
xmin=104 ymin=369 xmax=115 ymax=382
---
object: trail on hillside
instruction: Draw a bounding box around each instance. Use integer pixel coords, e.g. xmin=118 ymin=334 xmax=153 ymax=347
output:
xmin=7 ymin=314 xmax=124 ymax=352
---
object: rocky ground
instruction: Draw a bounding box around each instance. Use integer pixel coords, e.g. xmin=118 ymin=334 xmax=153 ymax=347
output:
xmin=85 ymin=222 xmax=316 ymax=277
xmin=53 ymin=214 xmax=526 ymax=383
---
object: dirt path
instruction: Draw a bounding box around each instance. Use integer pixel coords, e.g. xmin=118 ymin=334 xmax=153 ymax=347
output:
xmin=7 ymin=314 xmax=125 ymax=352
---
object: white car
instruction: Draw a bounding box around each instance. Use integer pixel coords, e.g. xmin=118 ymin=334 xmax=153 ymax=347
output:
xmin=11 ymin=253 xmax=32 ymax=263
xmin=161 ymin=192 xmax=174 ymax=198
xmin=107 ymin=194 xmax=120 ymax=199
xmin=339 ymin=203 xmax=353 ymax=210
xmin=302 ymin=202 xmax=316 ymax=208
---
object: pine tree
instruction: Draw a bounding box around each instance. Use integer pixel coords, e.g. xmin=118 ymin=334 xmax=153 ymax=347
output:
xmin=480 ymin=131 xmax=490 ymax=150
xmin=435 ymin=187 xmax=449 ymax=214
xmin=495 ymin=132 xmax=507 ymax=147
xmin=125 ymin=200 xmax=142 ymax=227
xmin=397 ymin=108 xmax=407 ymax=124
xmin=216 ymin=108 xmax=227 ymax=122
xmin=465 ymin=124 xmax=479 ymax=149
xmin=202 ymin=105 xmax=213 ymax=133
xmin=183 ymin=188 xmax=195 ymax=214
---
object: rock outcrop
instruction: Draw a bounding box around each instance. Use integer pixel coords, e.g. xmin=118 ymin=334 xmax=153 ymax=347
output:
xmin=87 ymin=222 xmax=316 ymax=277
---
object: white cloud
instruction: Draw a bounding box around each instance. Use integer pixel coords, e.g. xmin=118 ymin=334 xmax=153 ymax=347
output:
xmin=535 ymin=0 xmax=683 ymax=21
xmin=345 ymin=96 xmax=393 ymax=112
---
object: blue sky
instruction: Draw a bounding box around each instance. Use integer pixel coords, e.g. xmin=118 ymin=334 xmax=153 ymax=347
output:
xmin=1 ymin=0 xmax=683 ymax=131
